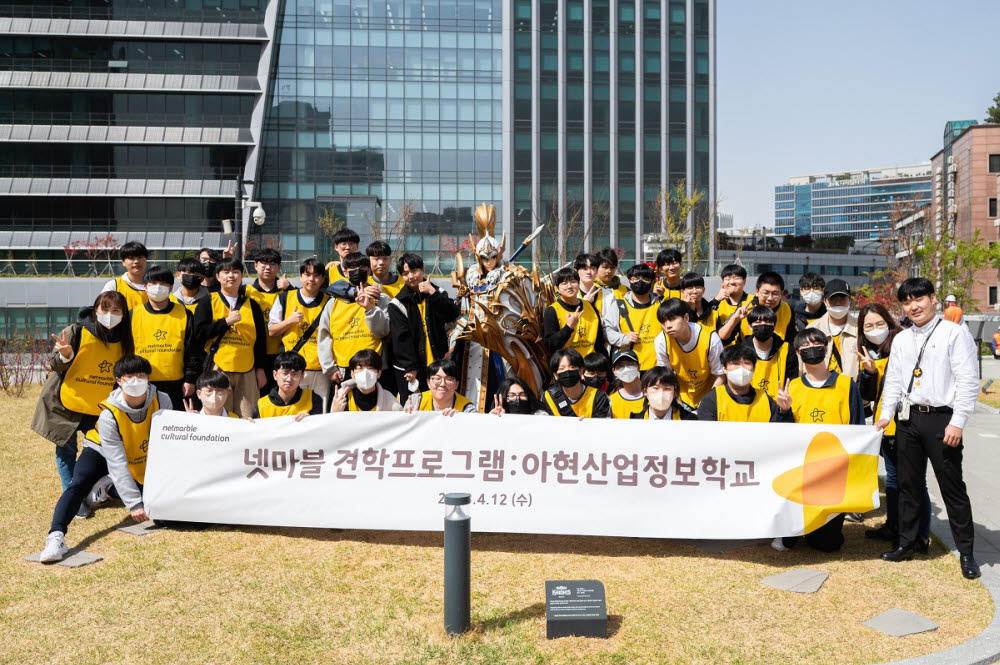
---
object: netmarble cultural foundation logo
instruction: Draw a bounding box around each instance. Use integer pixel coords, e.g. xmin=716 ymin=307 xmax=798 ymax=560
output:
xmin=772 ymin=432 xmax=879 ymax=533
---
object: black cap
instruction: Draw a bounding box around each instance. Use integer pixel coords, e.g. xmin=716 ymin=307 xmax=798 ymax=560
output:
xmin=611 ymin=349 xmax=639 ymax=366
xmin=824 ymin=278 xmax=851 ymax=299
xmin=444 ymin=493 xmax=471 ymax=506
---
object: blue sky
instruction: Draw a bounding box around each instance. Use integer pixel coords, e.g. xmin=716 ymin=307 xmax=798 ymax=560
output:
xmin=718 ymin=0 xmax=1000 ymax=229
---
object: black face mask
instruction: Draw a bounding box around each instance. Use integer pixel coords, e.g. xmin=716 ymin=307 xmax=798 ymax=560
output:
xmin=505 ymin=398 xmax=533 ymax=415
xmin=201 ymin=261 xmax=218 ymax=277
xmin=181 ymin=274 xmax=202 ymax=289
xmin=556 ymin=370 xmax=581 ymax=388
xmin=348 ymin=269 xmax=367 ymax=286
xmin=799 ymin=346 xmax=826 ymax=366
xmin=629 ymin=280 xmax=652 ymax=296
xmin=751 ymin=325 xmax=774 ymax=342
xmin=582 ymin=375 xmax=605 ymax=389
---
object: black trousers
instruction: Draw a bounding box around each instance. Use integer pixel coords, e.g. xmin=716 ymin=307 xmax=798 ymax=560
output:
xmin=50 ymin=447 xmax=107 ymax=535
xmin=155 ymin=379 xmax=185 ymax=411
xmin=896 ymin=411 xmax=975 ymax=554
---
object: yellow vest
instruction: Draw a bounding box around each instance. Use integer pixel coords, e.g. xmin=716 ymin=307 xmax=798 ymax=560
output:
xmin=750 ymin=342 xmax=789 ymax=399
xmin=663 ymin=325 xmax=715 ymax=408
xmin=550 ymin=300 xmax=601 ymax=357
xmin=692 ymin=305 xmax=719 ymax=332
xmin=327 ymin=297 xmax=383 ymax=369
xmin=205 ymin=291 xmax=257 ymax=373
xmin=740 ymin=301 xmax=793 ymax=341
xmin=370 ymin=274 xmax=405 ymax=299
xmin=346 ymin=389 xmax=380 ymax=411
xmin=715 ymin=292 xmax=750 ymax=327
xmin=280 ymin=290 xmax=331 ymax=371
xmin=714 ymin=384 xmax=772 ymax=422
xmin=417 ymin=298 xmax=435 ymax=364
xmin=610 ymin=390 xmax=646 ymax=419
xmin=660 ymin=278 xmax=683 ymax=301
xmin=256 ymin=389 xmax=314 ymax=417
xmin=417 ymin=391 xmax=473 ymax=412
xmin=84 ymin=393 xmax=158 ymax=484
xmin=246 ymin=283 xmax=284 ymax=355
xmin=544 ymin=385 xmax=600 ymax=417
xmin=638 ymin=405 xmax=682 ymax=420
xmin=618 ymin=299 xmax=660 ymax=370
xmin=327 ymin=263 xmax=348 ymax=285
xmin=131 ymin=303 xmax=187 ymax=382
xmin=872 ymin=355 xmax=896 ymax=436
xmin=597 ymin=279 xmax=629 ymax=299
xmin=115 ymin=276 xmax=148 ymax=309
xmin=169 ymin=293 xmax=201 ymax=315
xmin=829 ymin=333 xmax=843 ymax=374
xmin=788 ymin=374 xmax=852 ymax=425
xmin=59 ymin=326 xmax=122 ymax=415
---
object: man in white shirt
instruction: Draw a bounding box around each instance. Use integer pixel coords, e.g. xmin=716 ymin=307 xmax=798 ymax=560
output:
xmin=876 ymin=277 xmax=980 ymax=579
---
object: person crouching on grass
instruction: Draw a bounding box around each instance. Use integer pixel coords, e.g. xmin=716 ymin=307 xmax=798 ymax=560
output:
xmin=252 ymin=351 xmax=324 ymax=420
xmin=40 ymin=355 xmax=170 ymax=563
xmin=185 ymin=370 xmax=241 ymax=418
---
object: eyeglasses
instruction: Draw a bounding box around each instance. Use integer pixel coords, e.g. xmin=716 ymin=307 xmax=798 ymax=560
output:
xmin=428 ymin=376 xmax=457 ymax=386
xmin=758 ymin=290 xmax=782 ymax=299
xmin=862 ymin=321 xmax=888 ymax=332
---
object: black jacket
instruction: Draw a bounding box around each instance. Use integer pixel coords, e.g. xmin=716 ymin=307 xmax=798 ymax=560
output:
xmin=388 ymin=283 xmax=461 ymax=373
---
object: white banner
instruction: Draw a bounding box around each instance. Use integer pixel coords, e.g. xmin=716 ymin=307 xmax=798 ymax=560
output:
xmin=143 ymin=410 xmax=881 ymax=539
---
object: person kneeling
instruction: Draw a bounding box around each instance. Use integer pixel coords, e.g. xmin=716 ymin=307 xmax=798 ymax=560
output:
xmin=404 ymin=358 xmax=477 ymax=415
xmin=252 ymin=351 xmax=324 ymax=420
xmin=697 ymin=345 xmax=793 ymax=423
xmin=40 ymin=355 xmax=170 ymax=563
xmin=330 ymin=349 xmax=402 ymax=412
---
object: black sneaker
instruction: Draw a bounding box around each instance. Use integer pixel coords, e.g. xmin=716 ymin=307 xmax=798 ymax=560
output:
xmin=844 ymin=512 xmax=864 ymax=523
xmin=864 ymin=523 xmax=898 ymax=541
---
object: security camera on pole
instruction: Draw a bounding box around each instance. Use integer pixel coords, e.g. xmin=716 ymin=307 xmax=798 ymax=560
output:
xmin=220 ymin=174 xmax=266 ymax=262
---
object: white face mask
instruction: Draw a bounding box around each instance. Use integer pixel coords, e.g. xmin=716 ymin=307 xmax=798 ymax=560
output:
xmin=120 ymin=377 xmax=148 ymax=397
xmin=727 ymin=367 xmax=753 ymax=387
xmin=354 ymin=369 xmax=378 ymax=391
xmin=614 ymin=365 xmax=640 ymax=384
xmin=802 ymin=291 xmax=823 ymax=306
xmin=827 ymin=305 xmax=850 ymax=319
xmin=199 ymin=390 xmax=227 ymax=410
xmin=97 ymin=312 xmax=122 ymax=330
xmin=647 ymin=391 xmax=673 ymax=411
xmin=145 ymin=284 xmax=171 ymax=302
xmin=865 ymin=327 xmax=889 ymax=345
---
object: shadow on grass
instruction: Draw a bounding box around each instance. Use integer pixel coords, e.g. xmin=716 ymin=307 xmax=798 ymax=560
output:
xmin=476 ymin=602 xmax=545 ymax=632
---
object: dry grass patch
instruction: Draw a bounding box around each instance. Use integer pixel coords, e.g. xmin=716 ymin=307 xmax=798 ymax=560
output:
xmin=1 ymin=386 xmax=992 ymax=665
xmin=980 ymin=380 xmax=1000 ymax=409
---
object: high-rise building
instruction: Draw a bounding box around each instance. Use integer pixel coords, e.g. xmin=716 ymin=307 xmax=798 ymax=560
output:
xmin=774 ymin=164 xmax=932 ymax=240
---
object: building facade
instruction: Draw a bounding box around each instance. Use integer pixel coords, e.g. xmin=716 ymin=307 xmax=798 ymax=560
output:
xmin=774 ymin=164 xmax=932 ymax=241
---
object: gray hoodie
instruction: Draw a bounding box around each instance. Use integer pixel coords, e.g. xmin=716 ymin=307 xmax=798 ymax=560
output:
xmin=83 ymin=385 xmax=172 ymax=511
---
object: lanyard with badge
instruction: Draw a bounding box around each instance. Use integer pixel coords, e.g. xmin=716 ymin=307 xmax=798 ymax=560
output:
xmin=897 ymin=319 xmax=940 ymax=422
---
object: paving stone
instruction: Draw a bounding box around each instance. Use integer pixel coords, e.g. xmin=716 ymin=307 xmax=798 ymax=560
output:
xmin=761 ymin=568 xmax=829 ymax=593
xmin=862 ymin=608 xmax=938 ymax=637
xmin=116 ymin=520 xmax=163 ymax=536
xmin=23 ymin=549 xmax=103 ymax=568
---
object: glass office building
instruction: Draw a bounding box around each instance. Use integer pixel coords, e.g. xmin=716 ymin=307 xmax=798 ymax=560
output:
xmin=775 ymin=164 xmax=932 ymax=240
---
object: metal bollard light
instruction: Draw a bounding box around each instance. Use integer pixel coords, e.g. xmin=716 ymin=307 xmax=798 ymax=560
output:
xmin=443 ymin=492 xmax=471 ymax=636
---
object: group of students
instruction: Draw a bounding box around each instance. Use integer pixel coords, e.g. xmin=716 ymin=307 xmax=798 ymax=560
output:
xmin=31 ymin=233 xmax=982 ymax=580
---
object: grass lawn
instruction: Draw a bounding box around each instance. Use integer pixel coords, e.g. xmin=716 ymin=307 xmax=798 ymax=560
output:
xmin=1 ymin=386 xmax=992 ymax=665
xmin=980 ymin=379 xmax=1000 ymax=409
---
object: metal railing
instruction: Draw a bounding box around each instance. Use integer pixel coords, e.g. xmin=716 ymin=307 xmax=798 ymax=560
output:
xmin=0 ymin=165 xmax=244 ymax=179
xmin=1 ymin=57 xmax=249 ymax=76
xmin=0 ymin=111 xmax=252 ymax=128
xmin=0 ymin=6 xmax=263 ymax=22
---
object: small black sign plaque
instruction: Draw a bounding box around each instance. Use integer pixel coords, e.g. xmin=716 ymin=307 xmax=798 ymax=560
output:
xmin=544 ymin=580 xmax=607 ymax=639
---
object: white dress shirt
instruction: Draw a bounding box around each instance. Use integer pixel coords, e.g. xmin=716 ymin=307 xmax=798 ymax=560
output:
xmin=878 ymin=315 xmax=980 ymax=429
xmin=653 ymin=322 xmax=725 ymax=376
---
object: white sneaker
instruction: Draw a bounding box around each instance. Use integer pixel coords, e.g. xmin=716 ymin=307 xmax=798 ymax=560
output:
xmin=88 ymin=476 xmax=114 ymax=505
xmin=770 ymin=537 xmax=789 ymax=552
xmin=40 ymin=531 xmax=69 ymax=563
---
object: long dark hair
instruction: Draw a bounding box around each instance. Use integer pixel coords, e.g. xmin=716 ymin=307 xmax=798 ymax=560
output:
xmin=86 ymin=291 xmax=135 ymax=356
xmin=495 ymin=376 xmax=543 ymax=412
xmin=856 ymin=303 xmax=901 ymax=358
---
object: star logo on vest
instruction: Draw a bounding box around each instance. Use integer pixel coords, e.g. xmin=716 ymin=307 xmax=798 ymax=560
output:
xmin=688 ymin=369 xmax=699 ymax=382
xmin=140 ymin=439 xmax=148 ymax=453
xmin=639 ymin=323 xmax=650 ymax=335
xmin=576 ymin=324 xmax=588 ymax=339
xmin=298 ymin=319 xmax=310 ymax=334
xmin=809 ymin=408 xmax=825 ymax=423
xmin=758 ymin=379 xmax=770 ymax=393
xmin=153 ymin=329 xmax=168 ymax=341
xmin=98 ymin=360 xmax=113 ymax=373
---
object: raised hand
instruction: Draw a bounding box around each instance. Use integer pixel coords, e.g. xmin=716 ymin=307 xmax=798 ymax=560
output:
xmin=225 ymin=309 xmax=242 ymax=326
xmin=277 ymin=273 xmax=290 ymax=290
xmin=776 ymin=379 xmax=792 ymax=412
xmin=583 ymin=285 xmax=599 ymax=303
xmin=222 ymin=240 xmax=235 ymax=258
xmin=285 ymin=309 xmax=304 ymax=325
xmin=356 ymin=290 xmax=371 ymax=311
xmin=653 ymin=281 xmax=665 ymax=298
xmin=330 ymin=385 xmax=348 ymax=413
xmin=856 ymin=348 xmax=876 ymax=374
xmin=565 ymin=305 xmax=583 ymax=329
xmin=626 ymin=331 xmax=640 ymax=344
xmin=51 ymin=330 xmax=72 ymax=359
xmin=733 ymin=305 xmax=748 ymax=321
xmin=183 ymin=398 xmax=198 ymax=413
xmin=417 ymin=276 xmax=435 ymax=295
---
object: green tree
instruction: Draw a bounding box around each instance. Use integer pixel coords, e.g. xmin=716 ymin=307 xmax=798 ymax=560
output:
xmin=987 ymin=92 xmax=1000 ymax=124
xmin=916 ymin=227 xmax=1000 ymax=310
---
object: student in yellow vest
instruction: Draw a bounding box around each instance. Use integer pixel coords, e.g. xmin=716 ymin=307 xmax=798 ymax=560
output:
xmin=712 ymin=264 xmax=752 ymax=343
xmin=318 ymin=252 xmax=390 ymax=404
xmin=325 ymin=227 xmax=360 ymax=285
xmin=101 ymin=241 xmax=148 ymax=310
xmin=772 ymin=328 xmax=864 ymax=555
xmin=541 ymin=348 xmax=611 ymax=418
xmin=542 ymin=267 xmax=607 ymax=359
xmin=183 ymin=370 xmax=242 ymax=418
xmin=697 ymin=344 xmax=793 ymax=422
xmin=652 ymin=248 xmax=684 ymax=300
xmin=575 ymin=253 xmax=629 ymax=351
xmin=329 ymin=349 xmax=402 ymax=412
xmin=403 ymin=358 xmax=478 ymax=414
xmin=727 ymin=271 xmax=797 ymax=345
xmin=738 ymin=305 xmax=799 ymax=399
xmin=389 ymin=253 xmax=463 ymax=401
xmin=170 ymin=257 xmax=210 ymax=314
xmin=39 ymin=355 xmax=169 ymax=562
xmin=131 ymin=264 xmax=201 ymax=410
xmin=855 ymin=304 xmax=930 ymax=548
xmin=608 ymin=349 xmax=646 ymax=419
xmin=489 ymin=376 xmax=548 ymax=416
xmin=631 ymin=366 xmax=698 ymax=420
xmin=192 ymin=258 xmax=267 ymax=418
xmin=595 ymin=247 xmax=629 ymax=298
xmin=614 ymin=263 xmax=660 ymax=372
xmin=807 ymin=278 xmax=859 ymax=381
xmin=245 ymin=248 xmax=291 ymax=394
xmin=252 ymin=351 xmax=324 ymax=419
xmin=268 ymin=258 xmax=333 ymax=411
xmin=793 ymin=272 xmax=827 ymax=331
xmin=366 ymin=240 xmax=405 ymax=298
xmin=653 ymin=298 xmax=725 ymax=412
xmin=32 ymin=291 xmax=134 ymax=500
xmin=679 ymin=271 xmax=720 ymax=332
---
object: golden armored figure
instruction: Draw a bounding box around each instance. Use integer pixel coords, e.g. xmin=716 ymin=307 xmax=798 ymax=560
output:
xmin=451 ymin=203 xmax=552 ymax=411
